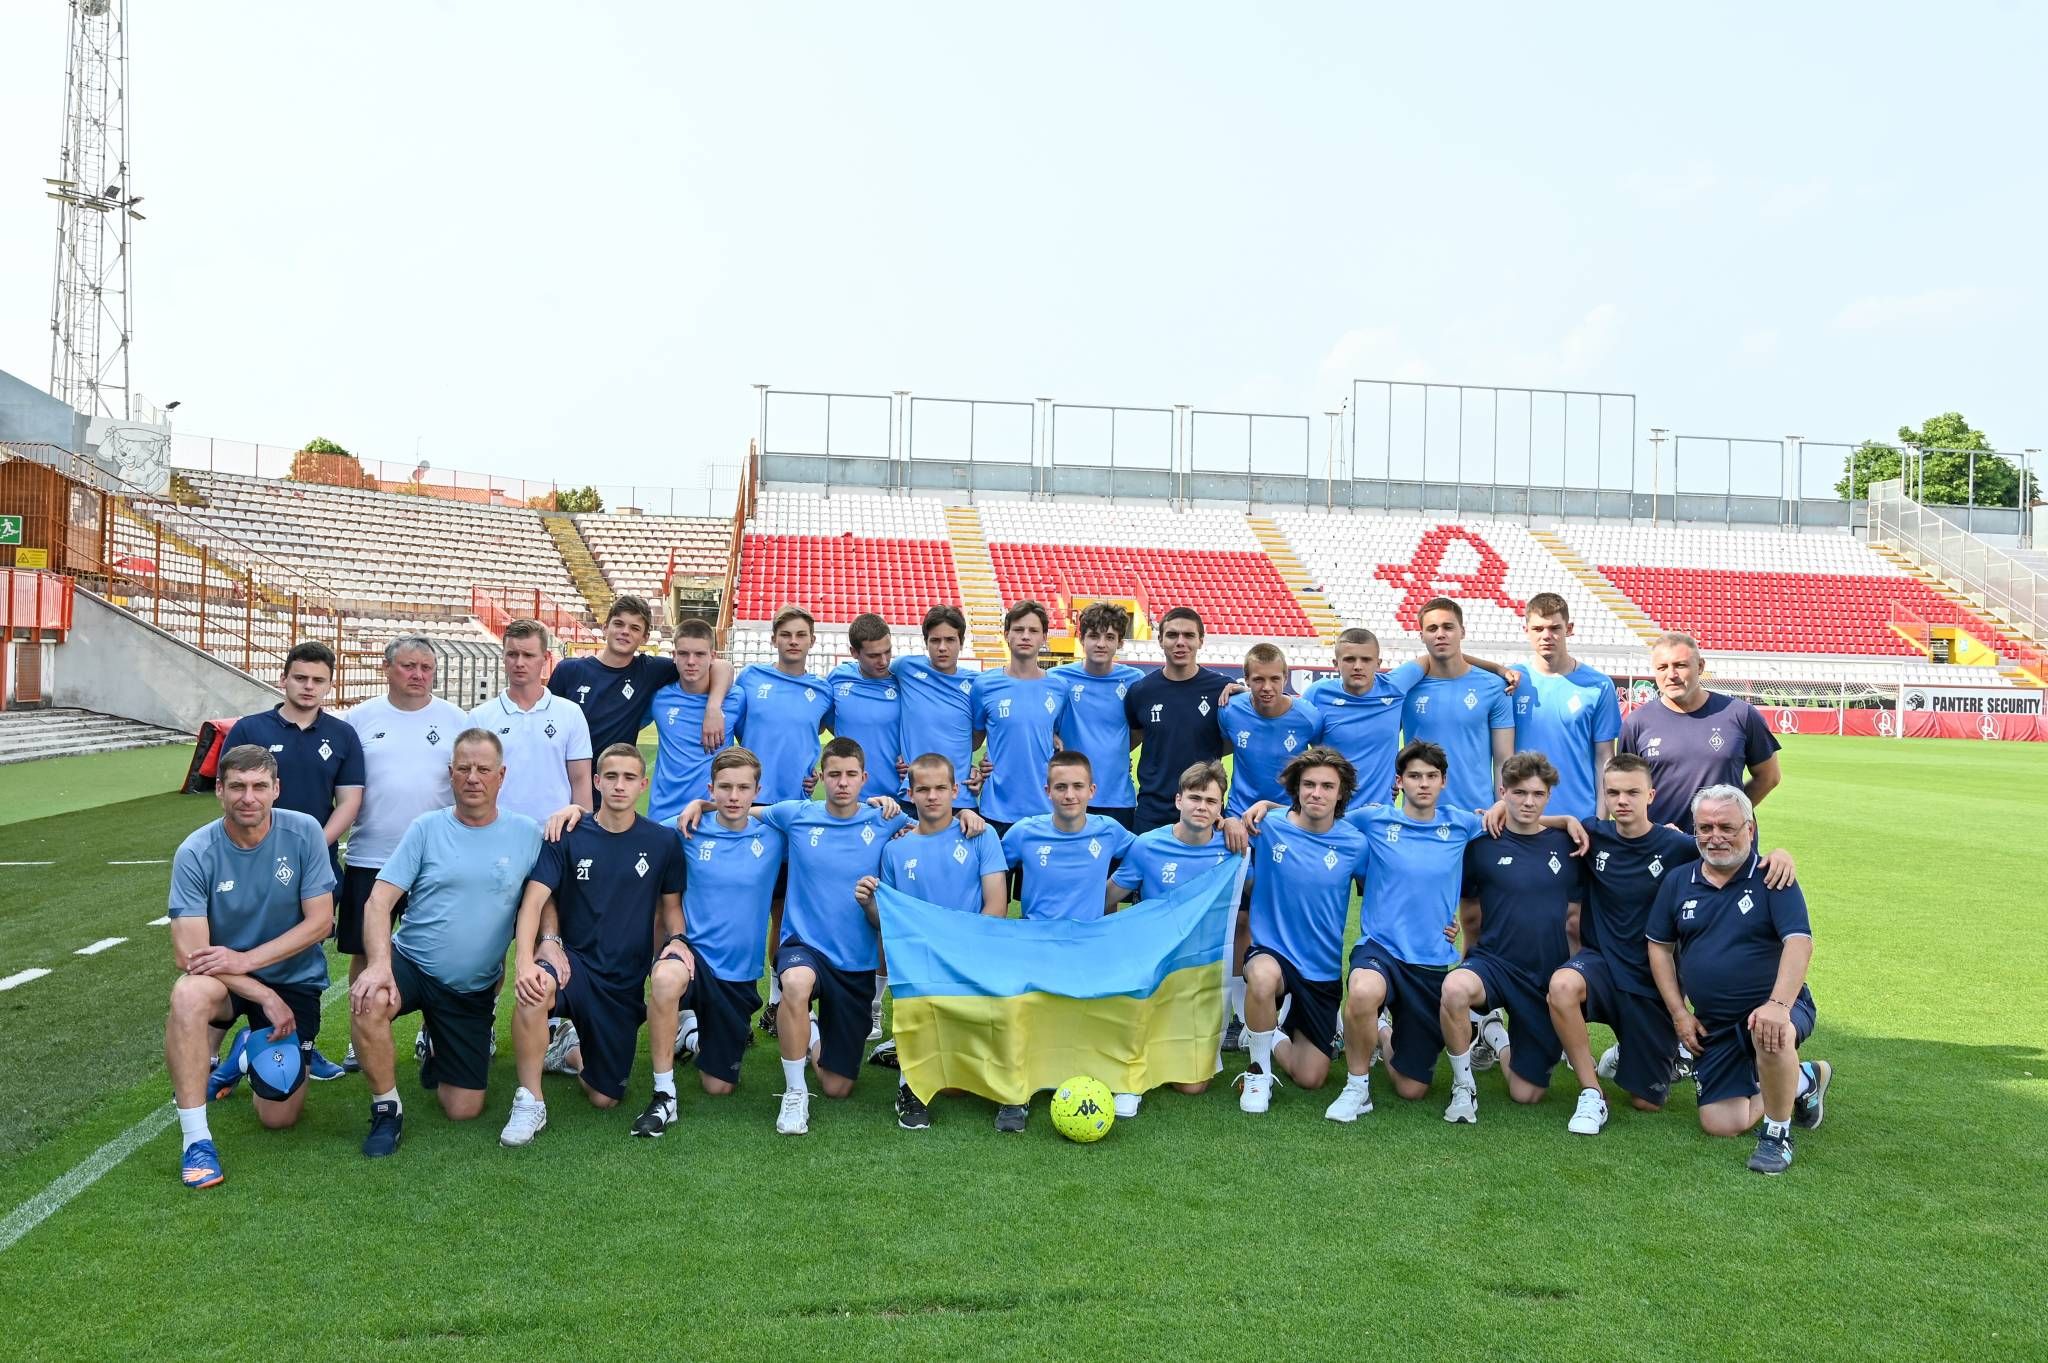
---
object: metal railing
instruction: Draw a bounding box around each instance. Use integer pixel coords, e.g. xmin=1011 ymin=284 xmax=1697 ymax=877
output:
xmin=1867 ymin=479 xmax=2046 ymax=644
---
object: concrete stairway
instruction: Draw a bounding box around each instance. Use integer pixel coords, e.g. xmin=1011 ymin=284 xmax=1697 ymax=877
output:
xmin=1527 ymin=530 xmax=1664 ymax=647
xmin=0 ymin=708 xmax=192 ymax=766
xmin=1246 ymin=515 xmax=1343 ymax=645
xmin=1867 ymin=543 xmax=2047 ymax=686
xmin=942 ymin=506 xmax=1010 ymax=665
xmin=540 ymin=514 xmax=614 ymax=625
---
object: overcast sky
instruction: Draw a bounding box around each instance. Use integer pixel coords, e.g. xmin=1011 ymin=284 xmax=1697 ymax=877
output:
xmin=2 ymin=3 xmax=2042 ymax=504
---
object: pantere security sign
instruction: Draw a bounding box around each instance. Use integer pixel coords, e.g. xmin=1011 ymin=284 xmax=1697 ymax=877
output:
xmin=1898 ymin=684 xmax=2043 ymax=716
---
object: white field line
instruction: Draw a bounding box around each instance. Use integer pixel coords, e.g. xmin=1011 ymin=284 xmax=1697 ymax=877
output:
xmin=107 ymin=860 xmax=169 ymax=866
xmin=0 ymin=978 xmax=349 ymax=1254
xmin=0 ymin=968 xmax=52 ymax=992
xmin=0 ymin=861 xmax=56 ymax=867
xmin=74 ymin=938 xmax=128 ymax=956
xmin=147 ymin=916 xmax=171 ymax=927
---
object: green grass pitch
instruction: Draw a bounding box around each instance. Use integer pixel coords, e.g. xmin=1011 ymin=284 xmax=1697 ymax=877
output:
xmin=0 ymin=736 xmax=2043 ymax=1361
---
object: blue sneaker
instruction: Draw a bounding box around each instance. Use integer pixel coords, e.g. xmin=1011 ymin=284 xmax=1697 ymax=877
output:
xmin=1793 ymin=1059 xmax=1832 ymax=1130
xmin=180 ymin=1139 xmax=225 ymax=1190
xmin=208 ymin=1028 xmax=250 ymax=1102
xmin=362 ymin=1100 xmax=403 ymax=1158
xmin=1747 ymin=1127 xmax=1795 ymax=1175
xmin=305 ymin=1047 xmax=346 ymax=1082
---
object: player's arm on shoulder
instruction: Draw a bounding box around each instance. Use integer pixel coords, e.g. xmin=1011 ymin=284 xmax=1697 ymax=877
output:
xmin=1759 ymin=846 xmax=1796 ymax=889
xmin=1467 ymin=653 xmax=1516 ymax=691
xmin=1536 ymin=813 xmax=1590 ymax=855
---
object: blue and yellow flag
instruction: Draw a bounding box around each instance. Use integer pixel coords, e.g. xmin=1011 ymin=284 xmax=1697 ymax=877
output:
xmin=877 ymin=856 xmax=1245 ymax=1105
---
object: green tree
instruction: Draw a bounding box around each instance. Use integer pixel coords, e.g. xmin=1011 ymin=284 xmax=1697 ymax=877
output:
xmin=1834 ymin=412 xmax=2036 ymax=506
xmin=554 ymin=485 xmax=604 ymax=513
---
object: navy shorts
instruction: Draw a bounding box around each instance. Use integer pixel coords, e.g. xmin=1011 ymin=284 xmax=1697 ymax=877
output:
xmin=1694 ymin=994 xmax=1817 ymax=1106
xmin=775 ymin=939 xmax=875 ymax=1082
xmin=1560 ymin=949 xmax=1676 ymax=1106
xmin=542 ymin=952 xmax=644 ymax=1102
xmin=388 ymin=951 xmax=497 ymax=1092
xmin=1348 ymin=938 xmax=1452 ymax=1085
xmin=1245 ymin=945 xmax=1340 ymax=1056
xmin=680 ymin=943 xmax=761 ymax=1087
xmin=218 ymin=981 xmax=323 ymax=1096
xmin=336 ymin=865 xmax=408 ymax=957
xmin=1459 ymin=953 xmax=1564 ymax=1089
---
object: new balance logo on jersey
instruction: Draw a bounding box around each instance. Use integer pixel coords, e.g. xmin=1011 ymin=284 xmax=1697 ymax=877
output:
xmin=1234 ymin=730 xmax=1250 ymax=749
xmin=267 ymin=743 xmax=284 ymax=753
xmin=498 ymin=726 xmax=513 ymax=736
xmin=1516 ymin=695 xmax=1530 ymax=715
xmin=1149 ymin=704 xmax=1164 ymax=724
xmin=1498 ymin=856 xmax=1514 ymax=865
xmin=913 ymin=670 xmax=928 ymax=682
xmin=575 ymin=859 xmax=593 ymax=881
xmin=997 ymin=699 xmax=1013 ymax=719
xmin=837 ymin=683 xmax=853 ymax=699
xmin=809 ymin=829 xmax=823 ymax=847
xmin=1681 ymin=899 xmax=1698 ymax=921
xmin=1737 ymin=892 xmax=1754 ymax=915
xmin=1385 ymin=826 xmax=1400 ymax=844
xmin=666 ymin=707 xmax=680 ymax=725
xmin=1330 ymin=696 xmax=1347 ymax=708
xmin=217 ymin=880 xmax=235 ymax=893
xmin=1161 ymin=861 xmax=1178 ymax=884
xmin=1413 ymin=696 xmax=1430 ymax=714
xmin=634 ymin=854 xmax=650 ymax=878
xmin=1070 ymin=685 xmax=1085 ymax=703
xmin=1270 ymin=841 xmax=1288 ymax=863
xmin=1036 ymin=845 xmax=1052 ymax=867
xmin=274 ymin=858 xmax=294 ymax=886
xmin=755 ymin=684 xmax=773 ymax=700
xmin=904 ymin=858 xmax=919 ymax=880
xmin=576 ymin=685 xmax=593 ymax=703
xmin=697 ymin=843 xmax=715 ymax=861
xmin=1595 ymin=851 xmax=1611 ymax=872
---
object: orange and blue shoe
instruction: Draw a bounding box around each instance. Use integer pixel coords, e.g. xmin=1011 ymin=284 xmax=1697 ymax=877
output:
xmin=208 ymin=1028 xmax=250 ymax=1102
xmin=181 ymin=1139 xmax=225 ymax=1190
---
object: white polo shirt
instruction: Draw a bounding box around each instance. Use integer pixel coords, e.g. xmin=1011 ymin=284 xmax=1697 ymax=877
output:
xmin=468 ymin=689 xmax=592 ymax=825
xmin=343 ymin=694 xmax=471 ymax=869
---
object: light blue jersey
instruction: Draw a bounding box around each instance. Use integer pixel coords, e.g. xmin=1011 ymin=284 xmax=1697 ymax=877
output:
xmin=827 ymin=663 xmax=904 ymax=800
xmin=881 ymin=825 xmax=1006 ymax=913
xmin=733 ymin=665 xmax=834 ymax=803
xmin=168 ymin=810 xmax=335 ymax=991
xmin=1217 ymin=695 xmax=1324 ymax=817
xmin=1001 ymin=814 xmax=1135 ymax=922
xmin=378 ymin=807 xmax=542 ymax=994
xmin=1050 ymin=661 xmax=1144 ymax=808
xmin=971 ymin=670 xmax=1068 ymax=824
xmin=1246 ymin=814 xmax=1370 ymax=980
xmin=1345 ymin=802 xmax=1485 ymax=969
xmin=890 ymin=656 xmax=980 ymax=808
xmin=1401 ymin=670 xmax=1513 ymax=813
xmin=762 ymin=800 xmax=910 ymax=972
xmin=1111 ymin=824 xmax=1238 ymax=901
xmin=1506 ymin=663 xmax=1622 ymax=821
xmin=1303 ymin=663 xmax=1424 ymax=805
xmin=679 ymin=816 xmax=784 ymax=981
xmin=647 ymin=682 xmax=743 ymax=824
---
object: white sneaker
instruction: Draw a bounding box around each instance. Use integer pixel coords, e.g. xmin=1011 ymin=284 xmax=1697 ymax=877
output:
xmin=1444 ymin=1082 xmax=1479 ymax=1124
xmin=1569 ymin=1087 xmax=1609 ymax=1135
xmin=1324 ymin=1076 xmax=1373 ymax=1123
xmin=1235 ymin=1070 xmax=1276 ymax=1114
xmin=543 ymin=1021 xmax=581 ymax=1075
xmin=675 ymin=1010 xmax=699 ymax=1059
xmin=1112 ymin=1092 xmax=1142 ymax=1119
xmin=1596 ymin=1044 xmax=1620 ymax=1080
xmin=867 ymin=998 xmax=883 ymax=1043
xmin=498 ymin=1087 xmax=548 ymax=1147
xmin=775 ymin=1087 xmax=811 ymax=1135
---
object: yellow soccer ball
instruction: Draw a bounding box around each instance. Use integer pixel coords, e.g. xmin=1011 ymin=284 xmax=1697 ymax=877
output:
xmin=1049 ymin=1075 xmax=1116 ymax=1143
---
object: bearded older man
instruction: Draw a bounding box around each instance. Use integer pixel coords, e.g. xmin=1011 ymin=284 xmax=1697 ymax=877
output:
xmin=1646 ymin=784 xmax=1831 ymax=1175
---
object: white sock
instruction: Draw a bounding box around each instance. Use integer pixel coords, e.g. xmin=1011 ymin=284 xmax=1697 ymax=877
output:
xmin=1449 ymin=1046 xmax=1475 ymax=1088
xmin=780 ymin=1056 xmax=807 ymax=1091
xmin=898 ymin=1072 xmax=909 ymax=1089
xmin=1227 ymin=975 xmax=1247 ymax=1023
xmin=372 ymin=1087 xmax=401 ymax=1113
xmin=1247 ymin=1027 xmax=1278 ymax=1074
xmin=1344 ymin=1070 xmax=1370 ymax=1090
xmin=653 ymin=1069 xmax=676 ymax=1099
xmin=1796 ymin=1065 xmax=1814 ymax=1099
xmin=176 ymin=1104 xmax=211 ymax=1146
xmin=1763 ymin=1116 xmax=1790 ymax=1138
xmin=809 ymin=1018 xmax=821 ymax=1055
xmin=1480 ymin=1016 xmax=1511 ymax=1055
xmin=873 ymin=974 xmax=888 ymax=1005
xmin=769 ymin=976 xmax=782 ymax=1005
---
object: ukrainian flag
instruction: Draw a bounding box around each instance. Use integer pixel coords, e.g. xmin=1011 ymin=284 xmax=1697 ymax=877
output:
xmin=877 ymin=856 xmax=1245 ymax=1105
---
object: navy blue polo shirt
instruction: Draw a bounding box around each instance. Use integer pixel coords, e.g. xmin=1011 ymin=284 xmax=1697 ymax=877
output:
xmin=548 ymin=653 xmax=682 ymax=755
xmin=1646 ymin=852 xmax=1812 ymax=1024
xmin=1459 ymin=827 xmax=1584 ymax=981
xmin=221 ymin=706 xmax=365 ymax=831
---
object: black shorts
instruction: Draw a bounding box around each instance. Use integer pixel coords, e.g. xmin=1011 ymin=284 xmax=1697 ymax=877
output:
xmin=1460 ymin=953 xmax=1563 ymax=1089
xmin=388 ymin=950 xmax=498 ymax=1092
xmin=219 ymin=981 xmax=324 ymax=1079
xmin=774 ymin=938 xmax=875 ymax=1083
xmin=1244 ymin=945 xmax=1341 ymax=1056
xmin=680 ymin=944 xmax=762 ymax=1087
xmin=1561 ymin=949 xmax=1676 ymax=1106
xmin=336 ymin=865 xmax=407 ymax=957
xmin=543 ymin=951 xmax=644 ymax=1102
xmin=1348 ymin=938 xmax=1453 ymax=1085
xmin=1694 ymin=993 xmax=1816 ymax=1106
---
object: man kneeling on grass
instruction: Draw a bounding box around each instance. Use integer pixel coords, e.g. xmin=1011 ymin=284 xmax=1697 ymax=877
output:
xmin=166 ymin=745 xmax=336 ymax=1190
xmin=502 ymin=743 xmax=687 ymax=1146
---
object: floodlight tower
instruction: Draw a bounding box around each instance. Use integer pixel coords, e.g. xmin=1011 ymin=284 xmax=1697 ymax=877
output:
xmin=47 ymin=0 xmax=143 ymax=422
